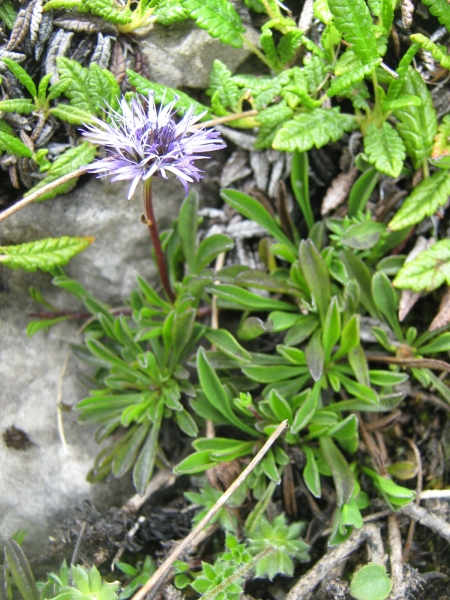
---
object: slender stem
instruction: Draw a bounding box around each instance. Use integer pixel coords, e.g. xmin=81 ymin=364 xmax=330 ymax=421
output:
xmin=143 ymin=178 xmax=175 ymax=303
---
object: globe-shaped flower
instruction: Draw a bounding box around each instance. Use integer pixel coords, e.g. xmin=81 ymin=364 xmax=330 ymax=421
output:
xmin=81 ymin=93 xmax=226 ymax=199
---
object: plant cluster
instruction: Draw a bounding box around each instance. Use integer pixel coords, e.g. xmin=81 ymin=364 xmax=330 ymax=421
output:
xmin=2 ymin=0 xmax=450 ymax=599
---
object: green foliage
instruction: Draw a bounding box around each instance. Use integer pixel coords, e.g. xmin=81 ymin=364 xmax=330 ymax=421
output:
xmin=350 ymin=563 xmax=392 ymax=600
xmin=116 ymin=557 xmax=156 ymax=599
xmin=327 ymin=0 xmax=378 ymax=63
xmin=388 ymin=170 xmax=450 ymax=230
xmin=393 ymin=239 xmax=450 ymax=292
xmin=421 ymin=0 xmax=450 ymax=30
xmin=364 ymin=122 xmax=405 ymax=178
xmin=0 ymin=237 xmax=94 ymax=272
xmin=180 ymin=0 xmax=245 ymax=48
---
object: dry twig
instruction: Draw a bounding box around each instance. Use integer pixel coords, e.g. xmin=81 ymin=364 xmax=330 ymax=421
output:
xmin=130 ymin=420 xmax=289 ymax=600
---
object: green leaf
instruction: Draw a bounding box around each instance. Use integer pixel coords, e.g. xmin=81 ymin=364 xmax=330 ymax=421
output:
xmin=127 ymin=70 xmax=211 ymax=118
xmin=381 ymin=95 xmax=422 ymax=111
xmin=386 ymin=43 xmax=419 ymax=102
xmin=4 ymin=540 xmax=39 ymax=600
xmin=178 ymin=192 xmax=198 ymax=273
xmin=364 ymin=122 xmax=406 ymax=178
xmin=322 ymin=296 xmax=341 ymax=359
xmin=394 ymin=67 xmax=437 ymax=170
xmin=174 ymin=451 xmax=218 ymax=474
xmin=393 ymin=239 xmax=450 ymax=292
xmin=209 ymin=283 xmax=296 ymax=311
xmin=299 ymin=239 xmax=330 ymax=324
xmin=421 ymin=0 xmax=450 ymax=30
xmin=341 ymin=250 xmax=379 ymax=318
xmin=50 ymin=104 xmax=96 ymax=125
xmin=2 ymin=58 xmax=37 ymax=98
xmin=341 ymin=221 xmax=384 ymax=250
xmin=133 ymin=401 xmax=163 ymax=494
xmin=221 ymin=189 xmax=297 ymax=254
xmin=273 ymin=108 xmax=355 ymax=153
xmin=113 ymin=424 xmax=149 ymax=478
xmin=56 ymin=57 xmax=95 ymax=113
xmin=320 ymin=436 xmax=354 ymax=507
xmin=79 ymin=0 xmax=132 ymax=24
xmin=410 ymin=33 xmax=450 ymax=69
xmin=292 ymin=386 xmax=319 ymax=433
xmin=194 ymin=234 xmax=234 ymax=273
xmin=154 ymin=0 xmax=188 ymax=24
xmin=327 ymin=0 xmax=378 ymax=63
xmin=197 ymin=347 xmax=256 ymax=436
xmin=350 ymin=563 xmax=392 ymax=600
xmin=305 ymin=329 xmax=324 ymax=382
xmin=372 ymin=272 xmax=403 ymax=340
xmin=0 ymin=236 xmax=94 ymax=272
xmin=25 ymin=143 xmax=97 ymax=202
xmin=388 ymin=169 xmax=450 ymax=230
xmin=0 ymin=2 xmax=17 ymax=28
xmin=208 ymin=60 xmax=241 ymax=110
xmin=348 ymin=168 xmax=380 ymax=217
xmin=302 ymin=445 xmax=321 ymax=497
xmin=86 ymin=63 xmax=118 ymax=115
xmin=0 ymin=130 xmax=32 ymax=158
xmin=328 ymin=58 xmax=381 ymax=97
xmin=205 ymin=328 xmax=251 ymax=363
xmin=380 ymin=0 xmax=394 ymax=34
xmin=291 ymin=150 xmax=313 ymax=231
xmin=0 ymin=99 xmax=35 ymax=114
xmin=180 ymin=0 xmax=245 ymax=48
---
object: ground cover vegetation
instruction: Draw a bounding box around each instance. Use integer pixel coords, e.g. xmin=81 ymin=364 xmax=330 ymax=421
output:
xmin=2 ymin=0 xmax=450 ymax=598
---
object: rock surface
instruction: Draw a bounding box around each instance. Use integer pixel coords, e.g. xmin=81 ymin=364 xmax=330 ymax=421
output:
xmin=0 ymin=174 xmax=203 ymax=562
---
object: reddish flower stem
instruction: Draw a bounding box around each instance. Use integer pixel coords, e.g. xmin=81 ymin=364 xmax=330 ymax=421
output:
xmin=143 ymin=179 xmax=175 ymax=303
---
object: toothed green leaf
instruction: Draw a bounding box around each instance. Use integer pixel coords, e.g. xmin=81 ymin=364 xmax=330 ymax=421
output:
xmin=180 ymin=0 xmax=245 ymax=48
xmin=0 ymin=99 xmax=35 ymax=114
xmin=393 ymin=239 xmax=450 ymax=292
xmin=421 ymin=0 xmax=450 ymax=30
xmin=388 ymin=169 xmax=450 ymax=230
xmin=273 ymin=108 xmax=355 ymax=152
xmin=410 ymin=33 xmax=450 ymax=69
xmin=0 ymin=130 xmax=33 ymax=157
xmin=2 ymin=57 xmax=37 ymax=98
xmin=0 ymin=236 xmax=94 ymax=272
xmin=394 ymin=68 xmax=436 ymax=169
xmin=328 ymin=58 xmax=381 ymax=97
xmin=327 ymin=0 xmax=378 ymax=63
xmin=364 ymin=122 xmax=406 ymax=177
xmin=79 ymin=0 xmax=132 ymax=24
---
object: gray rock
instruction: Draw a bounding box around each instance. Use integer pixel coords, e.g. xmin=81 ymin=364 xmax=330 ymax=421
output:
xmin=0 ymin=175 xmax=193 ymax=562
xmin=141 ymin=19 xmax=255 ymax=90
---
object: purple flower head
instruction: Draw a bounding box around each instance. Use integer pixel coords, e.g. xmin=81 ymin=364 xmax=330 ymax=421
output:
xmin=81 ymin=93 xmax=226 ymax=199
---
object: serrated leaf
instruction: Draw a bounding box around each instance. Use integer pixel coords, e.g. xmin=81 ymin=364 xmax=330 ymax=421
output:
xmin=327 ymin=0 xmax=378 ymax=63
xmin=303 ymin=54 xmax=327 ymax=94
xmin=0 ymin=99 xmax=35 ymax=114
xmin=393 ymin=239 xmax=450 ymax=292
xmin=432 ymin=114 xmax=450 ymax=163
xmin=388 ymin=169 xmax=450 ymax=230
xmin=79 ymin=0 xmax=132 ymax=24
xmin=381 ymin=94 xmax=422 ymax=111
xmin=153 ymin=0 xmax=188 ymax=24
xmin=207 ymin=60 xmax=241 ymax=111
xmin=0 ymin=2 xmax=18 ymax=29
xmin=394 ymin=67 xmax=436 ymax=169
xmin=0 ymin=237 xmax=94 ymax=272
xmin=50 ymin=104 xmax=96 ymax=125
xmin=364 ymin=122 xmax=406 ymax=177
xmin=328 ymin=58 xmax=381 ymax=97
xmin=25 ymin=143 xmax=96 ymax=201
xmin=278 ymin=30 xmax=303 ymax=65
xmin=126 ymin=70 xmax=210 ymax=118
xmin=421 ymin=0 xmax=450 ymax=30
xmin=87 ymin=63 xmax=116 ymax=115
xmin=0 ymin=130 xmax=33 ymax=157
xmin=57 ymin=57 xmax=94 ymax=113
xmin=2 ymin=57 xmax=37 ymax=98
xmin=410 ymin=33 xmax=450 ymax=69
xmin=273 ymin=108 xmax=355 ymax=152
xmin=179 ymin=0 xmax=245 ymax=48
xmin=386 ymin=43 xmax=419 ymax=102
